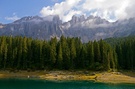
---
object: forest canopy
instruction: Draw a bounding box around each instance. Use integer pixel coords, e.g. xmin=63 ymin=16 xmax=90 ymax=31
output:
xmin=0 ymin=36 xmax=134 ymax=71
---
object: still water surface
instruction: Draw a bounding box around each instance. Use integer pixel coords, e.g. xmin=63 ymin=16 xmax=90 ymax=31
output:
xmin=0 ymin=79 xmax=135 ymax=89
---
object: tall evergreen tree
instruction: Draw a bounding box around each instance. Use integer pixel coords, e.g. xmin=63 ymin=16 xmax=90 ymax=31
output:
xmin=49 ymin=37 xmax=57 ymax=67
xmin=56 ymin=42 xmax=63 ymax=69
xmin=70 ymin=38 xmax=76 ymax=69
xmin=22 ymin=37 xmax=28 ymax=69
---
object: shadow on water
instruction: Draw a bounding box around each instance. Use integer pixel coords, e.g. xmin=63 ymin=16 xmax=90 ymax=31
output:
xmin=0 ymin=78 xmax=135 ymax=89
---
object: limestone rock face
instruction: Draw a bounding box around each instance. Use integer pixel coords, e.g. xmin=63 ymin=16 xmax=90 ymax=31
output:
xmin=0 ymin=15 xmax=135 ymax=42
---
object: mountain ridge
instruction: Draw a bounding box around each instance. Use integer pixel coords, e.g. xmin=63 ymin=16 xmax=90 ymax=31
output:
xmin=0 ymin=15 xmax=135 ymax=42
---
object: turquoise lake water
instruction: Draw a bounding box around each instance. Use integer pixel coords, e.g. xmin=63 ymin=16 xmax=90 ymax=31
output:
xmin=0 ymin=79 xmax=135 ymax=89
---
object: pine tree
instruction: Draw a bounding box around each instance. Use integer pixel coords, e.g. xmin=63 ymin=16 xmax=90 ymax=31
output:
xmin=70 ymin=38 xmax=76 ymax=69
xmin=56 ymin=42 xmax=63 ymax=69
xmin=39 ymin=41 xmax=43 ymax=69
xmin=87 ymin=42 xmax=94 ymax=69
xmin=26 ymin=38 xmax=32 ymax=70
xmin=3 ymin=42 xmax=8 ymax=69
xmin=22 ymin=37 xmax=28 ymax=69
xmin=94 ymin=41 xmax=101 ymax=63
xmin=60 ymin=36 xmax=70 ymax=70
xmin=17 ymin=37 xmax=23 ymax=69
xmin=49 ymin=37 xmax=57 ymax=68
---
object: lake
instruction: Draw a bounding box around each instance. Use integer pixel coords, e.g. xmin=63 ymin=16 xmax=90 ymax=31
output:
xmin=0 ymin=79 xmax=135 ymax=89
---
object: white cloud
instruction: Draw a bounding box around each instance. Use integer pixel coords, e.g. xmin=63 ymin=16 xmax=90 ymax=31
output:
xmin=5 ymin=13 xmax=20 ymax=21
xmin=40 ymin=0 xmax=135 ymax=22
xmin=40 ymin=0 xmax=82 ymax=22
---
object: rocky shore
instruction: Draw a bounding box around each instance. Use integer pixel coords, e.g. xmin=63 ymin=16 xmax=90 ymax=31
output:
xmin=0 ymin=70 xmax=135 ymax=84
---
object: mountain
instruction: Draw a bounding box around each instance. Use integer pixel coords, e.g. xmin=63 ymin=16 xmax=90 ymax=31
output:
xmin=0 ymin=23 xmax=4 ymax=28
xmin=0 ymin=15 xmax=135 ymax=42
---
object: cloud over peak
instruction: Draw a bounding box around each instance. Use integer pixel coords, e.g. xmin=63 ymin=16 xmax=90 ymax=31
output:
xmin=5 ymin=13 xmax=20 ymax=21
xmin=40 ymin=0 xmax=135 ymax=22
xmin=40 ymin=0 xmax=82 ymax=22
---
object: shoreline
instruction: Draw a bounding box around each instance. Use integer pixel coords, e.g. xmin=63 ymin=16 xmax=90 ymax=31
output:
xmin=0 ymin=70 xmax=135 ymax=84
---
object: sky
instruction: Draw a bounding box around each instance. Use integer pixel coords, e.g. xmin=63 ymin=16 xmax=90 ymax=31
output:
xmin=0 ymin=0 xmax=135 ymax=24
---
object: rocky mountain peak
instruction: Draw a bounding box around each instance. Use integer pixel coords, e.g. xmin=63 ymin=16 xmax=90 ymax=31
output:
xmin=70 ymin=15 xmax=86 ymax=24
xmin=0 ymin=15 xmax=135 ymax=42
xmin=87 ymin=15 xmax=95 ymax=19
xmin=0 ymin=23 xmax=4 ymax=29
xmin=52 ymin=15 xmax=62 ymax=24
xmin=86 ymin=16 xmax=109 ymax=25
xmin=79 ymin=15 xmax=85 ymax=22
xmin=70 ymin=15 xmax=79 ymax=24
xmin=13 ymin=16 xmax=43 ymax=23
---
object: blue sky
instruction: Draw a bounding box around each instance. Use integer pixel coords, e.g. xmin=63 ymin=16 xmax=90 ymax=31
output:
xmin=0 ymin=0 xmax=134 ymax=24
xmin=0 ymin=0 xmax=63 ymax=23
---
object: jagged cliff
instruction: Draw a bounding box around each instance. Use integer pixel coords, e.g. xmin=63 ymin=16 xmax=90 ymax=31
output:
xmin=0 ymin=15 xmax=135 ymax=42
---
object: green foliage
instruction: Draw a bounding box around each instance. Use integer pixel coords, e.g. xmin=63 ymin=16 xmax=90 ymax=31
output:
xmin=105 ymin=36 xmax=135 ymax=70
xmin=0 ymin=36 xmax=117 ymax=71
